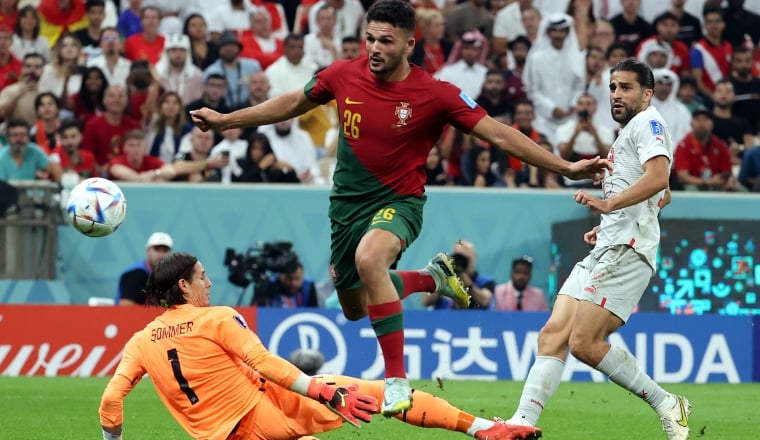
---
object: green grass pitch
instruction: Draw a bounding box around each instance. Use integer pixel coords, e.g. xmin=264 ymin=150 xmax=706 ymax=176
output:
xmin=1 ymin=377 xmax=757 ymax=439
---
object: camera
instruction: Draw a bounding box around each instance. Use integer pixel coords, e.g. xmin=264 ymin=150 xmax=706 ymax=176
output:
xmin=578 ymin=109 xmax=589 ymax=121
xmin=224 ymin=241 xmax=301 ymax=304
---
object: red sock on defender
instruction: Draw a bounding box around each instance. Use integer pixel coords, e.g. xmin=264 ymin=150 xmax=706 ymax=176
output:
xmin=390 ymin=270 xmax=436 ymax=299
xmin=367 ymin=300 xmax=406 ymax=378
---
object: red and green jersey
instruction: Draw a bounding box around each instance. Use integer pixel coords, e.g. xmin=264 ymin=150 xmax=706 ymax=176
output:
xmin=305 ymin=58 xmax=486 ymax=202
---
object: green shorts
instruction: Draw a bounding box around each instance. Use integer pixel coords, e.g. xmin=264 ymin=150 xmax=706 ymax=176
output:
xmin=330 ymin=196 xmax=425 ymax=290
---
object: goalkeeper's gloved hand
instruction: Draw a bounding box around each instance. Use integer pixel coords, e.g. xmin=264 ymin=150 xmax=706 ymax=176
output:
xmin=307 ymin=380 xmax=377 ymax=427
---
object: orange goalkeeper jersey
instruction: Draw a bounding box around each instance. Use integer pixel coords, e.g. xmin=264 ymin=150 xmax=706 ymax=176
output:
xmin=99 ymin=304 xmax=304 ymax=440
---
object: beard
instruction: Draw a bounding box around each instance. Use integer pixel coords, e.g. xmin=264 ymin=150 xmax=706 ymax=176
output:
xmin=275 ymin=126 xmax=291 ymax=137
xmin=368 ymin=51 xmax=405 ymax=79
xmin=611 ymin=102 xmax=639 ymax=125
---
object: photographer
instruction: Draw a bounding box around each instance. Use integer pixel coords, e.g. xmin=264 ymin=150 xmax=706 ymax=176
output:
xmin=0 ymin=53 xmax=44 ymax=124
xmin=556 ymin=93 xmax=615 ymax=187
xmin=422 ymin=240 xmax=495 ymax=310
xmin=256 ymin=261 xmax=318 ymax=308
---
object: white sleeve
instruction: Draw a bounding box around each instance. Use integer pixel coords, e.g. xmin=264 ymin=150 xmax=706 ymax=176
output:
xmin=634 ymin=115 xmax=672 ymax=166
xmin=524 ymin=55 xmax=557 ymax=120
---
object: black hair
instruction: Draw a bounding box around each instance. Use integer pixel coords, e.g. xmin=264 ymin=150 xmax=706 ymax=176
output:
xmin=653 ymin=11 xmax=679 ymax=28
xmin=605 ymin=42 xmax=630 ymax=59
xmin=284 ymin=33 xmax=304 ymax=45
xmin=183 ymin=13 xmax=206 ymax=36
xmin=342 ymin=36 xmax=360 ymax=45
xmin=15 ymin=6 xmax=40 ymax=40
xmin=34 ymin=92 xmax=60 ymax=112
xmin=79 ymin=66 xmax=109 ymax=114
xmin=6 ymin=119 xmax=30 ymax=132
xmin=206 ymin=73 xmax=227 ymax=84
xmin=703 ymin=4 xmax=722 ymax=20
xmin=58 ymin=119 xmax=82 ymax=135
xmin=85 ymin=0 xmax=106 ymax=10
xmin=610 ymin=57 xmax=655 ymax=90
xmin=145 ymin=252 xmax=199 ymax=308
xmin=366 ymin=0 xmax=416 ymax=33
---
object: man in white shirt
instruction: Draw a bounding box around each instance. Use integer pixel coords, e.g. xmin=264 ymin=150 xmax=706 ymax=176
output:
xmin=304 ymin=5 xmax=340 ymax=69
xmin=434 ymin=31 xmax=487 ymax=101
xmin=265 ymin=34 xmax=317 ymax=98
xmin=259 ymin=118 xmax=324 ymax=184
xmin=524 ymin=14 xmax=585 ymax=146
xmin=86 ymin=27 xmax=132 ymax=87
xmin=492 ymin=0 xmax=532 ymax=57
xmin=308 ymin=0 xmax=365 ymax=40
xmin=206 ymin=0 xmax=256 ymax=39
xmin=507 ymin=58 xmax=690 ymax=440
xmin=651 ymin=67 xmax=691 ymax=145
xmin=156 ymin=33 xmax=203 ymax=105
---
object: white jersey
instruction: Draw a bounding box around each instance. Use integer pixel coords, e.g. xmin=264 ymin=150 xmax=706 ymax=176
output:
xmin=596 ymin=106 xmax=673 ymax=269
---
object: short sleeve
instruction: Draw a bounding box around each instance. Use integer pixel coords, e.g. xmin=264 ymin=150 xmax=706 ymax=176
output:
xmin=440 ymin=82 xmax=488 ymax=134
xmin=304 ymin=62 xmax=340 ymax=105
xmin=634 ymin=116 xmax=671 ymax=166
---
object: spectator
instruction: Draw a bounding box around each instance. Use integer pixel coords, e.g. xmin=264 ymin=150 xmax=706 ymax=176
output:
xmin=203 ymin=30 xmax=262 ymax=109
xmin=556 ymin=93 xmax=614 ymax=188
xmin=254 ymin=260 xmax=319 ymax=307
xmin=340 ymin=35 xmax=361 ymax=59
xmin=730 ymin=47 xmax=760 ymax=133
xmin=206 ymin=0 xmax=256 ymax=39
xmin=156 ymin=33 xmax=202 ymax=105
xmin=738 ymin=144 xmax=760 ymax=191
xmin=435 ymin=30 xmax=487 ymax=101
xmin=710 ymin=79 xmax=755 ymax=161
xmin=107 ymin=129 xmax=173 ymax=181
xmin=520 ymin=5 xmax=541 ymax=44
xmin=231 ymin=132 xmax=298 ymax=183
xmin=0 ymin=119 xmax=62 ymax=182
xmin=303 ymin=5 xmax=339 ymax=69
xmin=37 ymin=0 xmax=88 ymax=47
xmin=265 ymin=33 xmax=316 ymax=98
xmin=115 ymin=231 xmax=173 ymax=305
xmin=171 ymin=126 xmax=229 ymax=182
xmin=425 ymin=145 xmax=449 ymax=186
xmin=690 ymin=6 xmax=732 ymax=104
xmin=639 ymin=41 xmax=668 ymax=69
xmin=11 ymin=6 xmax=51 ymax=63
xmin=476 ymin=69 xmax=511 ymax=122
xmin=259 ymin=118 xmax=323 ymax=184
xmin=674 ymin=109 xmax=734 ymax=191
xmin=636 ymin=12 xmax=690 ymax=76
xmin=500 ymin=99 xmax=550 ymax=187
xmin=0 ymin=52 xmax=43 ymax=124
xmin=585 ymin=45 xmax=612 ymax=131
xmin=677 ymin=76 xmax=702 ymax=114
xmin=461 ymin=145 xmax=504 ymax=187
xmin=81 ymin=84 xmax=141 ymax=172
xmin=423 ymin=240 xmax=495 ymax=309
xmin=502 ymin=35 xmax=530 ymax=110
xmin=307 ymin=0 xmax=365 ymax=41
xmin=249 ymin=0 xmax=291 ymax=40
xmin=50 ymin=119 xmax=97 ymax=179
xmin=70 ymin=65 xmax=107 ymax=125
xmin=609 ymin=0 xmax=654 ymax=53
xmin=444 ymin=0 xmax=493 ymax=41
xmin=492 ymin=0 xmax=531 ymax=57
xmin=209 ymin=127 xmax=247 ymax=183
xmin=591 ymin=19 xmax=616 ymax=53
xmin=0 ymin=0 xmax=16 ymax=31
xmin=182 ymin=13 xmax=217 ymax=70
xmin=240 ymin=7 xmax=285 ymax=70
xmin=73 ymin=0 xmax=106 ymax=51
xmin=669 ymin=0 xmax=702 ymax=47
xmin=123 ymin=59 xmax=157 ymax=124
xmin=493 ymin=255 xmax=549 ymax=311
xmin=651 ymin=68 xmax=692 ymax=145
xmin=146 ymin=91 xmax=192 ymax=163
xmin=184 ymin=73 xmax=232 ymax=124
xmin=86 ymin=26 xmax=131 ymax=87
xmin=524 ymin=13 xmax=585 ymax=146
xmin=38 ymin=34 xmax=83 ymax=103
xmin=123 ymin=6 xmax=164 ymax=64
xmin=722 ymin=0 xmax=760 ymax=50
xmin=409 ymin=8 xmax=450 ymax=75
xmin=0 ymin=23 xmax=21 ymax=91
xmin=117 ymin=0 xmax=142 ymax=38
xmin=30 ymin=92 xmax=62 ymax=154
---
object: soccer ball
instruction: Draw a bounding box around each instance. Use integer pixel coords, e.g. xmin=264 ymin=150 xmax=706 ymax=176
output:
xmin=66 ymin=177 xmax=127 ymax=237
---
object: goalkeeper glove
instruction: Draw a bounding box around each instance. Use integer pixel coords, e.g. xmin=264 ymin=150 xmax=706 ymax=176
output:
xmin=307 ymin=380 xmax=377 ymax=427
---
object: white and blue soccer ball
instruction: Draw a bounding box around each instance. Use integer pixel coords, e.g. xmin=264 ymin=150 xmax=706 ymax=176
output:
xmin=66 ymin=177 xmax=127 ymax=237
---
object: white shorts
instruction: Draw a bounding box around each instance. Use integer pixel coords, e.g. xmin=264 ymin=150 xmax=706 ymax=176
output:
xmin=559 ymin=245 xmax=653 ymax=322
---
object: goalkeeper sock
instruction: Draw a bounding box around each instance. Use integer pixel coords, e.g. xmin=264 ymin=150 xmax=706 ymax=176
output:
xmin=392 ymin=388 xmax=477 ymax=433
xmin=512 ymin=355 xmax=564 ymax=426
xmin=368 ymin=300 xmax=406 ymax=378
xmin=390 ymin=270 xmax=436 ymax=299
xmin=596 ymin=345 xmax=672 ymax=414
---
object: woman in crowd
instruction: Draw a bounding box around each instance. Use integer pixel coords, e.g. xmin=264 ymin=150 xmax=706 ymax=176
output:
xmin=11 ymin=5 xmax=50 ymax=62
xmin=146 ymin=91 xmax=193 ymax=164
xmin=409 ymin=8 xmax=450 ymax=75
xmin=70 ymin=66 xmax=108 ymax=125
xmin=183 ymin=13 xmax=218 ymax=70
xmin=39 ymin=33 xmax=83 ymax=105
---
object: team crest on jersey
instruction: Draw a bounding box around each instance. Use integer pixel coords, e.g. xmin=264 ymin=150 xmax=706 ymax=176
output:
xmin=649 ymin=120 xmax=664 ymax=136
xmin=395 ymin=102 xmax=413 ymax=127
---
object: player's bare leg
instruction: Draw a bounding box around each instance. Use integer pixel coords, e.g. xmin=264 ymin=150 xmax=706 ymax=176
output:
xmin=354 ymin=228 xmax=412 ymax=416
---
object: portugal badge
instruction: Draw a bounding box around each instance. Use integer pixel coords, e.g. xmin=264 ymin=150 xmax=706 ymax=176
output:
xmin=394 ymin=102 xmax=413 ymax=127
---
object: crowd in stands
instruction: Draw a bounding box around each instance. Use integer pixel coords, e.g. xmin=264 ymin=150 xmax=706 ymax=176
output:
xmin=1 ymin=0 xmax=760 ymax=192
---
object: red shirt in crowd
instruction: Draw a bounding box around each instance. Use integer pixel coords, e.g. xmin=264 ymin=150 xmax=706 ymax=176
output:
xmin=674 ymin=133 xmax=732 ymax=178
xmin=0 ymin=54 xmax=22 ymax=91
xmin=81 ymin=115 xmax=141 ymax=166
xmin=124 ymin=34 xmax=165 ymax=64
xmin=107 ymin=154 xmax=164 ymax=178
xmin=51 ymin=146 xmax=97 ymax=178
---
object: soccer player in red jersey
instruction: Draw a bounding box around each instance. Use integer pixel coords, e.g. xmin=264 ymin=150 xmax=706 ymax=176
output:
xmin=192 ymin=0 xmax=609 ymax=419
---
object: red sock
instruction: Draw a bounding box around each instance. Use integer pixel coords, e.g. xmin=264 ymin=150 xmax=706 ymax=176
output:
xmin=391 ymin=270 xmax=436 ymax=299
xmin=367 ymin=300 xmax=406 ymax=378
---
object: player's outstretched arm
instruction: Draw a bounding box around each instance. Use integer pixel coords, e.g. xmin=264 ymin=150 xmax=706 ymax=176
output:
xmin=191 ymin=90 xmax=320 ymax=132
xmin=471 ymin=115 xmax=611 ymax=181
